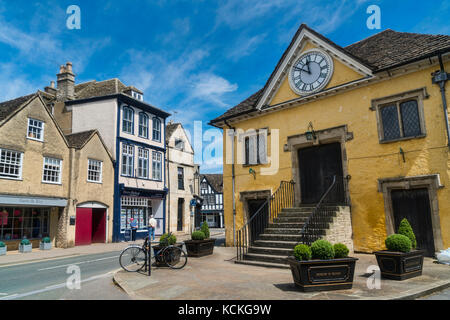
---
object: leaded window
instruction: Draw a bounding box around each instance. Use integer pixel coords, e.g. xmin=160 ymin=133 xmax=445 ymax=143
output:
xmin=27 ymin=118 xmax=44 ymax=141
xmin=122 ymin=106 xmax=134 ymax=134
xmin=380 ymin=99 xmax=422 ymax=142
xmin=152 ymin=151 xmax=162 ymax=180
xmin=243 ymin=129 xmax=268 ymax=165
xmin=0 ymin=149 xmax=23 ymax=179
xmin=42 ymin=157 xmax=62 ymax=184
xmin=138 ymin=148 xmax=149 ymax=178
xmin=87 ymin=159 xmax=102 ymax=183
xmin=122 ymin=144 xmax=134 ymax=176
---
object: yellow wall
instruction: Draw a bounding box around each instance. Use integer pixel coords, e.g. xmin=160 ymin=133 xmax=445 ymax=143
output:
xmin=223 ymin=54 xmax=450 ymax=252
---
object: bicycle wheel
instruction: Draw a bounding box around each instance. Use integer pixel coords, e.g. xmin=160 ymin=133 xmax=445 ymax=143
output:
xmin=163 ymin=246 xmax=188 ymax=269
xmin=119 ymin=246 xmax=147 ymax=272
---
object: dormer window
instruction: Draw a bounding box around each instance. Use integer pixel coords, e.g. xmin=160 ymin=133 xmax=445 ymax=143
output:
xmin=132 ymin=91 xmax=143 ymax=101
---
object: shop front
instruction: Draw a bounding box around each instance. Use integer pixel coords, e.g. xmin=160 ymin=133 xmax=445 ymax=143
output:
xmin=0 ymin=194 xmax=67 ymax=250
xmin=114 ymin=186 xmax=167 ymax=242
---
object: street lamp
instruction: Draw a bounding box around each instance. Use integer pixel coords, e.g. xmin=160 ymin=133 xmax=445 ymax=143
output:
xmin=306 ymin=122 xmax=317 ymax=141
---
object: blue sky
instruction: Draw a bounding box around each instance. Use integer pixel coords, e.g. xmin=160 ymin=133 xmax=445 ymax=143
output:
xmin=0 ymin=0 xmax=449 ymax=173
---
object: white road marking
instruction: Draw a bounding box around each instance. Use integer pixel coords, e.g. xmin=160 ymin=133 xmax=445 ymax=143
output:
xmin=0 ymin=271 xmax=114 ymax=300
xmin=37 ymin=255 xmax=119 ymax=271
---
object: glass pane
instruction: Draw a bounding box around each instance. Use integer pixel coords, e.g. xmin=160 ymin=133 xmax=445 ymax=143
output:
xmin=400 ymin=100 xmax=421 ymax=137
xmin=381 ymin=105 xmax=401 ymax=141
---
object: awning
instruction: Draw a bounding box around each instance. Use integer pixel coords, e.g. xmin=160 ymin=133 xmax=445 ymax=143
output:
xmin=0 ymin=194 xmax=68 ymax=207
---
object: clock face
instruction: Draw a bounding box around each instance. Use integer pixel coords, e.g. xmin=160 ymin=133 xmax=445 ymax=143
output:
xmin=289 ymin=50 xmax=333 ymax=95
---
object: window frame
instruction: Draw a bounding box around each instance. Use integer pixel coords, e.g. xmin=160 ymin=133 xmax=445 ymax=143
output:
xmin=121 ymin=144 xmax=134 ymax=177
xmin=138 ymin=112 xmax=149 ymax=139
xmin=240 ymin=128 xmax=268 ymax=166
xmin=137 ymin=147 xmax=149 ymax=179
xmin=27 ymin=118 xmax=45 ymax=142
xmin=87 ymin=159 xmax=103 ymax=184
xmin=177 ymin=167 xmax=184 ymax=190
xmin=122 ymin=106 xmax=134 ymax=135
xmin=152 ymin=151 xmax=162 ymax=181
xmin=152 ymin=117 xmax=161 ymax=142
xmin=371 ymin=88 xmax=428 ymax=144
xmin=42 ymin=157 xmax=62 ymax=185
xmin=0 ymin=148 xmax=24 ymax=180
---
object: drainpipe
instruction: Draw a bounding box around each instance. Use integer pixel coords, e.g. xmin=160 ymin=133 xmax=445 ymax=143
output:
xmin=224 ymin=120 xmax=236 ymax=247
xmin=166 ymin=140 xmax=170 ymax=233
xmin=432 ymin=53 xmax=450 ymax=149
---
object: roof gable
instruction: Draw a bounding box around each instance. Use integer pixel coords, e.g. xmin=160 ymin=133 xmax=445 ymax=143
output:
xmin=200 ymin=174 xmax=223 ymax=193
xmin=166 ymin=122 xmax=194 ymax=153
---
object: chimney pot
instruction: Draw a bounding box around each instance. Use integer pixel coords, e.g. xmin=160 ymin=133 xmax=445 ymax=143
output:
xmin=50 ymin=81 xmax=55 ymax=88
xmin=66 ymin=62 xmax=73 ymax=72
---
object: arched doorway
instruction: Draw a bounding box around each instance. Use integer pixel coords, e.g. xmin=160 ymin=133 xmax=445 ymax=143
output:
xmin=75 ymin=202 xmax=107 ymax=246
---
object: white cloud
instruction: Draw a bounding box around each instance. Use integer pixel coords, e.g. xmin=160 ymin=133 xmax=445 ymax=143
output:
xmin=227 ymin=33 xmax=266 ymax=61
xmin=189 ymin=73 xmax=238 ymax=107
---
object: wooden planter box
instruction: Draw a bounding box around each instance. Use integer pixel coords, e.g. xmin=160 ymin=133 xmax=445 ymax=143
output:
xmin=287 ymin=256 xmax=358 ymax=292
xmin=184 ymin=239 xmax=215 ymax=257
xmin=19 ymin=244 xmax=33 ymax=253
xmin=374 ymin=250 xmax=424 ymax=280
xmin=0 ymin=246 xmax=6 ymax=255
xmin=152 ymin=243 xmax=183 ymax=267
xmin=40 ymin=242 xmax=52 ymax=250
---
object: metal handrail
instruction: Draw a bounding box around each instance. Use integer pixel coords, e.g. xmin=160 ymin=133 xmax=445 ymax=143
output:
xmin=237 ymin=180 xmax=295 ymax=260
xmin=299 ymin=175 xmax=348 ymax=245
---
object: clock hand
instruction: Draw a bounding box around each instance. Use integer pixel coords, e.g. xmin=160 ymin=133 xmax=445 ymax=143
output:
xmin=306 ymin=61 xmax=311 ymax=74
xmin=294 ymin=66 xmax=309 ymax=73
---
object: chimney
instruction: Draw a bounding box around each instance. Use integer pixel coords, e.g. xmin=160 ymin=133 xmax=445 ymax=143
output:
xmin=56 ymin=62 xmax=75 ymax=101
xmin=44 ymin=80 xmax=57 ymax=95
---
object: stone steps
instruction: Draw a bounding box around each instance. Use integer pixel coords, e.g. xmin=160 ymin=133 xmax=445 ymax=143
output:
xmin=264 ymin=228 xmax=303 ymax=234
xmin=267 ymin=223 xmax=304 ymax=229
xmin=253 ymin=240 xmax=298 ymax=249
xmin=242 ymin=253 xmax=289 ymax=265
xmin=248 ymin=246 xmax=293 ymax=256
xmin=234 ymin=260 xmax=290 ymax=269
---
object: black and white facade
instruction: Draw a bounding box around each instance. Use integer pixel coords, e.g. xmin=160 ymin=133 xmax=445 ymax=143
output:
xmin=198 ymin=174 xmax=223 ymax=228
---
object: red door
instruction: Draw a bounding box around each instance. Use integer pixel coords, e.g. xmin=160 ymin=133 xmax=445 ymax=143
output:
xmin=91 ymin=209 xmax=106 ymax=243
xmin=75 ymin=208 xmax=92 ymax=246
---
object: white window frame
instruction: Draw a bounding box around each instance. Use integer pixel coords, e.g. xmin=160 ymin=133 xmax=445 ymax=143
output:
xmin=137 ymin=148 xmax=149 ymax=179
xmin=87 ymin=159 xmax=103 ymax=183
xmin=27 ymin=118 xmax=44 ymax=142
xmin=138 ymin=112 xmax=149 ymax=139
xmin=152 ymin=117 xmax=161 ymax=142
xmin=42 ymin=157 xmax=62 ymax=184
xmin=0 ymin=148 xmax=24 ymax=180
xmin=152 ymin=151 xmax=162 ymax=181
xmin=121 ymin=144 xmax=134 ymax=177
xmin=122 ymin=106 xmax=134 ymax=134
xmin=240 ymin=128 xmax=268 ymax=166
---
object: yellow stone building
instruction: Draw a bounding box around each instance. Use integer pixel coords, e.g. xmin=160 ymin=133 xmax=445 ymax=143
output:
xmin=210 ymin=24 xmax=450 ymax=263
xmin=0 ymin=93 xmax=114 ymax=250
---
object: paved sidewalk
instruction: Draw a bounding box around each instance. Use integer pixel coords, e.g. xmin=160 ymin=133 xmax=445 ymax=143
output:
xmin=0 ymin=229 xmax=225 ymax=267
xmin=113 ymin=247 xmax=450 ymax=300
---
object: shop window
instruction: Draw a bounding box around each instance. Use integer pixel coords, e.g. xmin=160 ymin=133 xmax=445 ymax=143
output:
xmin=120 ymin=197 xmax=151 ymax=232
xmin=0 ymin=207 xmax=50 ymax=241
xmin=0 ymin=148 xmax=23 ymax=180
xmin=27 ymin=118 xmax=44 ymax=141
xmin=87 ymin=159 xmax=102 ymax=183
xmin=42 ymin=157 xmax=62 ymax=184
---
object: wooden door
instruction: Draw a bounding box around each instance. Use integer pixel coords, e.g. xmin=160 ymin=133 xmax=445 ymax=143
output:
xmin=91 ymin=208 xmax=106 ymax=243
xmin=247 ymin=199 xmax=269 ymax=242
xmin=75 ymin=208 xmax=92 ymax=246
xmin=391 ymin=188 xmax=435 ymax=257
xmin=298 ymin=143 xmax=344 ymax=204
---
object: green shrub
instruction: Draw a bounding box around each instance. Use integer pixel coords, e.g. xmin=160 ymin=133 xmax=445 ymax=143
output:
xmin=293 ymin=244 xmax=311 ymax=261
xmin=191 ymin=231 xmax=206 ymax=240
xmin=385 ymin=234 xmax=412 ymax=253
xmin=42 ymin=237 xmax=51 ymax=243
xmin=20 ymin=239 xmax=30 ymax=246
xmin=398 ymin=218 xmax=417 ymax=249
xmin=159 ymin=232 xmax=176 ymax=246
xmin=200 ymin=221 xmax=210 ymax=239
xmin=311 ymin=239 xmax=335 ymax=260
xmin=0 ymin=241 xmax=5 ymax=248
xmin=333 ymin=243 xmax=350 ymax=258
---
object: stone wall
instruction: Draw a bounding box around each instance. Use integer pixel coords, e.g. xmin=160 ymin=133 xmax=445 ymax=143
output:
xmin=323 ymin=206 xmax=354 ymax=254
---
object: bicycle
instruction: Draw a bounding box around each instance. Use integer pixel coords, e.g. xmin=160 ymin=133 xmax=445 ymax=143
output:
xmin=119 ymin=236 xmax=188 ymax=272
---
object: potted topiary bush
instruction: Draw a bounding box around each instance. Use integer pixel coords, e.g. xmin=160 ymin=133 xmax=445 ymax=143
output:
xmin=40 ymin=237 xmax=52 ymax=250
xmin=153 ymin=232 xmax=182 ymax=267
xmin=19 ymin=238 xmax=32 ymax=253
xmin=287 ymin=240 xmax=358 ymax=292
xmin=374 ymin=218 xmax=424 ymax=280
xmin=0 ymin=241 xmax=6 ymax=256
xmin=184 ymin=222 xmax=216 ymax=257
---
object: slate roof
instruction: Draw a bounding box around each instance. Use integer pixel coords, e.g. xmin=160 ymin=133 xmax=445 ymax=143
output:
xmin=74 ymin=79 xmax=128 ymax=100
xmin=210 ymin=25 xmax=450 ymax=125
xmin=0 ymin=93 xmax=36 ymax=122
xmin=65 ymin=130 xmax=97 ymax=148
xmin=201 ymin=174 xmax=223 ymax=193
